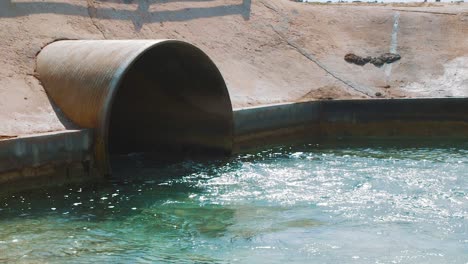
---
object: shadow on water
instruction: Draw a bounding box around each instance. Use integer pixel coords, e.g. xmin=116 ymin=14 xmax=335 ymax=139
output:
xmin=0 ymin=138 xmax=468 ymax=221
xmin=1 ymin=0 xmax=251 ymax=30
xmin=0 ymin=148 xmax=318 ymax=262
xmin=1 ymin=139 xmax=466 ymax=233
xmin=1 ymin=139 xmax=467 ymax=262
xmin=0 ymin=153 xmax=241 ymax=241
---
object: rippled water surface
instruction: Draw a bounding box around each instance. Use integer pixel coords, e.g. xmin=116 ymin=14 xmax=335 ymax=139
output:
xmin=1 ymin=143 xmax=467 ymax=263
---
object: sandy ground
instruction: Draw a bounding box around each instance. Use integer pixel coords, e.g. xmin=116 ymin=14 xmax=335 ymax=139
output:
xmin=0 ymin=0 xmax=467 ymax=136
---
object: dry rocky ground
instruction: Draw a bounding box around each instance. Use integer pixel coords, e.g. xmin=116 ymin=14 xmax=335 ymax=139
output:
xmin=0 ymin=0 xmax=467 ymax=136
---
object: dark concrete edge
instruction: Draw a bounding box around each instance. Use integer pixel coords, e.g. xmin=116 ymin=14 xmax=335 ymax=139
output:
xmin=2 ymin=97 xmax=468 ymax=192
xmin=233 ymin=98 xmax=468 ymax=152
xmin=0 ymin=129 xmax=99 ymax=192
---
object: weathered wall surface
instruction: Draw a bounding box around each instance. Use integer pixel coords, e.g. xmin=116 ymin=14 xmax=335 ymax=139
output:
xmin=1 ymin=0 xmax=467 ymax=137
xmin=233 ymin=98 xmax=468 ymax=152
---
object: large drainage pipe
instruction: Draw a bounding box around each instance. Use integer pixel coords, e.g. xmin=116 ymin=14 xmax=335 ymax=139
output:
xmin=36 ymin=40 xmax=234 ymax=175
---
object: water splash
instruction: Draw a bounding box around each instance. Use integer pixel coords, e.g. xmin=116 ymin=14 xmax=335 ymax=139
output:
xmin=0 ymin=143 xmax=467 ymax=263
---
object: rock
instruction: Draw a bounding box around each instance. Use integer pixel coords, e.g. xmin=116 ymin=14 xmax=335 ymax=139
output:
xmin=375 ymin=92 xmax=382 ymax=97
xmin=370 ymin=57 xmax=384 ymax=67
xmin=380 ymin=53 xmax=401 ymax=63
xmin=344 ymin=53 xmax=371 ymax=66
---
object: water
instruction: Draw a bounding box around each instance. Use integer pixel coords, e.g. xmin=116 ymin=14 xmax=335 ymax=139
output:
xmin=0 ymin=143 xmax=467 ymax=263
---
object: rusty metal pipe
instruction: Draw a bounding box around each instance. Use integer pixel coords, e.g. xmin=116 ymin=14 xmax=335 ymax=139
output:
xmin=37 ymin=40 xmax=233 ymax=174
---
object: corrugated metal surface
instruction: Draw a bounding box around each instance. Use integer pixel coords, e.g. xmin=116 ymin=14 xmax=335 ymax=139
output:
xmin=37 ymin=40 xmax=234 ymax=174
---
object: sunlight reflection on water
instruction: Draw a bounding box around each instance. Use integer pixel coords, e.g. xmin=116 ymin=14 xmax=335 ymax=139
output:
xmin=0 ymin=143 xmax=467 ymax=263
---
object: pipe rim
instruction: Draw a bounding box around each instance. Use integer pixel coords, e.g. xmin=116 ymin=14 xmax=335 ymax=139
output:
xmin=96 ymin=40 xmax=234 ymax=174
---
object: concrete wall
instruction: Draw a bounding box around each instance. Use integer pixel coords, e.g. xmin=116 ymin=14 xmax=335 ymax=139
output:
xmin=233 ymin=102 xmax=321 ymax=152
xmin=1 ymin=1 xmax=467 ymax=139
xmin=233 ymin=98 xmax=468 ymax=151
xmin=2 ymin=97 xmax=468 ymax=191
xmin=0 ymin=129 xmax=96 ymax=193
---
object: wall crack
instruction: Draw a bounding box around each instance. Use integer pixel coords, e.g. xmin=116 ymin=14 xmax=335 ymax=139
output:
xmin=271 ymin=26 xmax=372 ymax=97
xmin=86 ymin=0 xmax=107 ymax=39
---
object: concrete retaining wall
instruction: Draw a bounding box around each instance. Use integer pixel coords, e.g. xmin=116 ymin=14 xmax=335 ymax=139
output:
xmin=320 ymin=98 xmax=468 ymax=138
xmin=0 ymin=129 xmax=96 ymax=193
xmin=233 ymin=102 xmax=321 ymax=152
xmin=233 ymin=98 xmax=468 ymax=151
xmin=2 ymin=98 xmax=468 ymax=191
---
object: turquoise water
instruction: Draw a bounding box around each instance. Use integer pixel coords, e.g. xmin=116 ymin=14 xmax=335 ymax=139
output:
xmin=0 ymin=143 xmax=467 ymax=263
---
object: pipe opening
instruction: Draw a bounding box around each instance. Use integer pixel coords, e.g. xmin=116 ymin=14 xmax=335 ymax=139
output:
xmin=107 ymin=42 xmax=233 ymax=165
